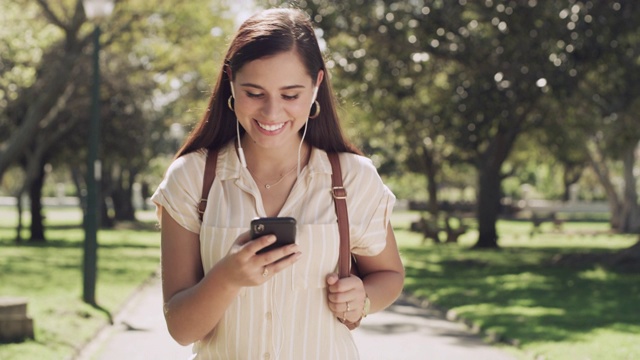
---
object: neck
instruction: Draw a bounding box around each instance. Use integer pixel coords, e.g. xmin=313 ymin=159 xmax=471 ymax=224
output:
xmin=240 ymin=136 xmax=309 ymax=172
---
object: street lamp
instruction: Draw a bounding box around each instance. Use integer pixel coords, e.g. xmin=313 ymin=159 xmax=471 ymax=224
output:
xmin=82 ymin=0 xmax=114 ymax=305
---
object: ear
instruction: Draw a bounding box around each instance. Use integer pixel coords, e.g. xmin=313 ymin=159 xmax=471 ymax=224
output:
xmin=225 ymin=65 xmax=236 ymax=98
xmin=315 ymin=69 xmax=324 ymax=92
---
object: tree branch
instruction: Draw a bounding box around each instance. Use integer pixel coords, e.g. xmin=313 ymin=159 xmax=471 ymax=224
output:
xmin=35 ymin=0 xmax=68 ymax=31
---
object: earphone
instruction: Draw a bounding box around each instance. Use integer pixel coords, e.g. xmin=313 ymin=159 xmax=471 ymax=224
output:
xmin=311 ymin=86 xmax=318 ymax=105
xmin=296 ymin=86 xmax=318 ymax=176
xmin=230 ymin=81 xmax=248 ymax=168
xmin=233 ymin=81 xmax=318 ymax=171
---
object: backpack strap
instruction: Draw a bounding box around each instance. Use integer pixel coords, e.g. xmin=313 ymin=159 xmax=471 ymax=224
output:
xmin=198 ymin=150 xmax=218 ymax=221
xmin=198 ymin=150 xmax=351 ymax=280
xmin=328 ymin=152 xmax=351 ymax=279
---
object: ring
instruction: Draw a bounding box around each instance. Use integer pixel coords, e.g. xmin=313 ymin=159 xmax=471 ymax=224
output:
xmin=262 ymin=267 xmax=269 ymax=277
xmin=346 ymin=302 xmax=351 ymax=312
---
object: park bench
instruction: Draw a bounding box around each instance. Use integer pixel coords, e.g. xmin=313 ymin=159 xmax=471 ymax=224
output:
xmin=411 ymin=212 xmax=469 ymax=244
xmin=529 ymin=212 xmax=565 ymax=237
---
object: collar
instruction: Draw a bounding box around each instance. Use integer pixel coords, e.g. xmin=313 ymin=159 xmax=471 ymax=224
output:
xmin=216 ymin=142 xmax=334 ymax=181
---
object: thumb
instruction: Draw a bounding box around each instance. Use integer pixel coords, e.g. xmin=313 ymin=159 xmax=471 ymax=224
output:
xmin=326 ymin=273 xmax=339 ymax=286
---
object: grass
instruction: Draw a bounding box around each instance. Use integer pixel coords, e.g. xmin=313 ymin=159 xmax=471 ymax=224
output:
xmin=2 ymin=207 xmax=639 ymax=359
xmin=394 ymin=211 xmax=640 ymax=360
xmin=0 ymin=207 xmax=161 ymax=360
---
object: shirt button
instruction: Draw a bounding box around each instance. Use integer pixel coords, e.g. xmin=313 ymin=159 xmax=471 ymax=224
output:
xmin=265 ymin=312 xmax=272 ymax=321
xmin=264 ymin=353 xmax=271 ymax=360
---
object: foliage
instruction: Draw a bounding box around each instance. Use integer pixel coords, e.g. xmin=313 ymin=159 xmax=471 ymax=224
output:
xmin=0 ymin=0 xmax=238 ymax=228
xmin=394 ymin=212 xmax=640 ymax=359
xmin=0 ymin=208 xmax=161 ymax=359
xmin=258 ymin=0 xmax=640 ymax=243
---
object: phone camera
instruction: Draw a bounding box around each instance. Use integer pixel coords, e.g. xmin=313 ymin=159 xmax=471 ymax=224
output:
xmin=254 ymin=224 xmax=265 ymax=233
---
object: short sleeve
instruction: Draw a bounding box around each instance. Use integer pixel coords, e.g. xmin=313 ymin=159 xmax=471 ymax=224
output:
xmin=341 ymin=154 xmax=396 ymax=257
xmin=150 ymin=151 xmax=206 ymax=234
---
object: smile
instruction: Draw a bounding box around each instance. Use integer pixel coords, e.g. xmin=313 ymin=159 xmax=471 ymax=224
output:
xmin=256 ymin=121 xmax=286 ymax=132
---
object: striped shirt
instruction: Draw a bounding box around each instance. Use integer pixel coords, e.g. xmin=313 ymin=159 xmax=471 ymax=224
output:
xmin=151 ymin=142 xmax=395 ymax=360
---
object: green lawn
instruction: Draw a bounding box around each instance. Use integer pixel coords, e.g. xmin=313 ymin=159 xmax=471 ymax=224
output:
xmin=1 ymin=208 xmax=638 ymax=360
xmin=394 ymin=211 xmax=640 ymax=360
xmin=0 ymin=208 xmax=161 ymax=360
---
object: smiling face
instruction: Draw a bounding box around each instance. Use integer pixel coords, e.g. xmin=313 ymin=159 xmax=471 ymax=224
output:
xmin=232 ymin=50 xmax=323 ymax=151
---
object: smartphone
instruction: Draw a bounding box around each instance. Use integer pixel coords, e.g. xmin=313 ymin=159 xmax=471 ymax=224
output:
xmin=250 ymin=217 xmax=297 ymax=254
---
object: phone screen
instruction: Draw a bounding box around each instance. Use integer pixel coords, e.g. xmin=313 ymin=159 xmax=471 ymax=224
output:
xmin=250 ymin=217 xmax=297 ymax=254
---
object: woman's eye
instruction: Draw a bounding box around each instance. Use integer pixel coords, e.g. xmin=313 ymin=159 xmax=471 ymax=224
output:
xmin=282 ymin=94 xmax=299 ymax=100
xmin=246 ymin=92 xmax=263 ymax=98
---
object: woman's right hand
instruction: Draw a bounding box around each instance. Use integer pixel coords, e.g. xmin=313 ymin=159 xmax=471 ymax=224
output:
xmin=216 ymin=231 xmax=302 ymax=287
xmin=161 ymin=214 xmax=302 ymax=345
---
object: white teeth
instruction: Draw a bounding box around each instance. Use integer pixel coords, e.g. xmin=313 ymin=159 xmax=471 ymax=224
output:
xmin=257 ymin=121 xmax=286 ymax=131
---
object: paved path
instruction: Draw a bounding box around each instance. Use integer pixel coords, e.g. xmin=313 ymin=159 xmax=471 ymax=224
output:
xmin=75 ymin=274 xmax=516 ymax=360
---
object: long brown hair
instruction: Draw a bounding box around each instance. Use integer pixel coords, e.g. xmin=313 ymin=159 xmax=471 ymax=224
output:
xmin=176 ymin=8 xmax=360 ymax=158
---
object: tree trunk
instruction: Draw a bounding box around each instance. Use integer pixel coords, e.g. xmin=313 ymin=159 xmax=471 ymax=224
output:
xmin=422 ymin=144 xmax=439 ymax=216
xmin=71 ymin=166 xmax=87 ymax=218
xmin=475 ymin=166 xmax=502 ymax=248
xmin=586 ymin=140 xmax=623 ymax=230
xmin=112 ymin=167 xmax=138 ymax=221
xmin=15 ymin=194 xmax=23 ymax=243
xmin=562 ymin=163 xmax=583 ymax=202
xmin=472 ymin=117 xmax=522 ymax=249
xmin=28 ymin=162 xmax=46 ymax=242
xmin=100 ymin=196 xmax=114 ymax=228
xmin=606 ymin=236 xmax=640 ymax=269
xmin=619 ymin=143 xmax=640 ymax=233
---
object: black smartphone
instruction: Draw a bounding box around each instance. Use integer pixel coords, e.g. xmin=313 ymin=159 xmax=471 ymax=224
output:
xmin=250 ymin=217 xmax=297 ymax=254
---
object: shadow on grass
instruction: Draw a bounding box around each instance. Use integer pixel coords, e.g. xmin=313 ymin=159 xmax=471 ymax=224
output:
xmin=401 ymin=244 xmax=640 ymax=346
xmin=2 ymin=239 xmax=159 ymax=250
xmin=0 ymin=219 xmax=159 ymax=232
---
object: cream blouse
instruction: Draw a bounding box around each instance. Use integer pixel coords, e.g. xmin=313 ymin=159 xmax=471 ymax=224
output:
xmin=151 ymin=142 xmax=395 ymax=360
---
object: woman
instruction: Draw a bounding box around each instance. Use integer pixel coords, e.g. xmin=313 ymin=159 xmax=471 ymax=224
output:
xmin=152 ymin=8 xmax=404 ymax=359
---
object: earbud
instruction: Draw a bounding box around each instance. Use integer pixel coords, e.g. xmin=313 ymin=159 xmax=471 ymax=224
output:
xmin=311 ymin=86 xmax=318 ymax=107
xmin=231 ymin=81 xmax=247 ymax=168
xmin=230 ymin=81 xmax=237 ymax=99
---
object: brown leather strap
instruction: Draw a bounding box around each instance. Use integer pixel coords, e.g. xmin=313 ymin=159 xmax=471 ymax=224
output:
xmin=198 ymin=150 xmax=218 ymax=221
xmin=198 ymin=150 xmax=349 ymax=278
xmin=328 ymin=152 xmax=350 ymax=279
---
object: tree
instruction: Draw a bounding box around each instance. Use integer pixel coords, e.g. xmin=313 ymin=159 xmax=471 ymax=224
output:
xmin=563 ymin=1 xmax=640 ymax=233
xmin=268 ymin=0 xmax=584 ymax=248
xmin=1 ymin=0 xmax=236 ymax=236
xmin=0 ymin=0 xmax=89 ymax=180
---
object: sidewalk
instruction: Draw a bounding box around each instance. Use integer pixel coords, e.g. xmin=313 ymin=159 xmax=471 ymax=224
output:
xmin=75 ymin=274 xmax=516 ymax=360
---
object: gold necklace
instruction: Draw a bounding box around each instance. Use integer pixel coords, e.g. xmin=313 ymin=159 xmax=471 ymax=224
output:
xmin=250 ymin=163 xmax=298 ymax=189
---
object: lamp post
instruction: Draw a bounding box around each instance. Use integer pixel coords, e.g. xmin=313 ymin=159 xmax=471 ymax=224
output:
xmin=82 ymin=0 xmax=114 ymax=305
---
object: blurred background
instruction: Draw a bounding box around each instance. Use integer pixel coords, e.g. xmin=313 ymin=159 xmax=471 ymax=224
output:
xmin=1 ymin=1 xmax=638 ymax=359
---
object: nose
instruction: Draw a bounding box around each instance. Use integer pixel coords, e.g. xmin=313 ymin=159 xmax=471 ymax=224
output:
xmin=260 ymin=97 xmax=282 ymax=120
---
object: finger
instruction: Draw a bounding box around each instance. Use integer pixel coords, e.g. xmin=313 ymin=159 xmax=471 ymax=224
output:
xmin=326 ymin=273 xmax=339 ymax=286
xmin=260 ymin=243 xmax=300 ymax=265
xmin=234 ymin=230 xmax=253 ymax=246
xmin=264 ymin=250 xmax=302 ymax=274
xmin=244 ymin=234 xmax=276 ymax=255
xmin=327 ymin=275 xmax=356 ymax=294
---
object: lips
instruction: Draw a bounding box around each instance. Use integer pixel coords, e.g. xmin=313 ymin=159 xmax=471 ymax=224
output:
xmin=256 ymin=120 xmax=286 ymax=132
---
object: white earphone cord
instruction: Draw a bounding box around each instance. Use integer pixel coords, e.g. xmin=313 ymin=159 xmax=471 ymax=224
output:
xmin=232 ymin=83 xmax=317 ymax=172
xmin=231 ymin=81 xmax=248 ymax=168
xmin=297 ymin=86 xmax=318 ymax=176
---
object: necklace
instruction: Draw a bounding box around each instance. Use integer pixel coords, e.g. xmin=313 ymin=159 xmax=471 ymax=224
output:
xmin=250 ymin=163 xmax=298 ymax=189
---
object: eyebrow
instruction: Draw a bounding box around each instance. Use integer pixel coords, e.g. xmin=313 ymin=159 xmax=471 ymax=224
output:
xmin=239 ymin=83 xmax=306 ymax=91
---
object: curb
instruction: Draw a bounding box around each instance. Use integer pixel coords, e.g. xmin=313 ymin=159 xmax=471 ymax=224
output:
xmin=70 ymin=269 xmax=161 ymax=360
xmin=399 ymin=292 xmax=521 ymax=348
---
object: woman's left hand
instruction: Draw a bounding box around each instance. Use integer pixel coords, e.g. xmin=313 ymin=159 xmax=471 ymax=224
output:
xmin=325 ymin=273 xmax=366 ymax=324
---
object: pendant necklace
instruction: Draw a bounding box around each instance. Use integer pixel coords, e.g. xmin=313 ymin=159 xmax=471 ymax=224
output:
xmin=251 ymin=163 xmax=298 ymax=189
